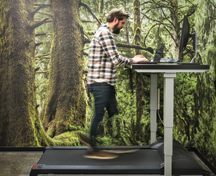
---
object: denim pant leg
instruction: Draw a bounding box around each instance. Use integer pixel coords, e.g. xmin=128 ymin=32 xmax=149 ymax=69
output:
xmin=106 ymin=86 xmax=118 ymax=119
xmin=89 ymin=83 xmax=117 ymax=145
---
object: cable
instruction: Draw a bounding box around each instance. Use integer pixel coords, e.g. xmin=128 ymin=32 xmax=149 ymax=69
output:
xmin=157 ymin=109 xmax=164 ymax=126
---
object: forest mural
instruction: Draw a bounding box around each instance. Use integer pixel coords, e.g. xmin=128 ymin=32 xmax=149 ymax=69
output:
xmin=0 ymin=0 xmax=216 ymax=169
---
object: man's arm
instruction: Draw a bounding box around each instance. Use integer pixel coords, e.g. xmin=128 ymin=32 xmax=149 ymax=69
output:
xmin=99 ymin=31 xmax=149 ymax=65
xmin=99 ymin=30 xmax=133 ymax=66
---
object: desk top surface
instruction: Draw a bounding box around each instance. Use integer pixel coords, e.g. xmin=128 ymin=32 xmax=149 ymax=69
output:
xmin=132 ymin=63 xmax=209 ymax=73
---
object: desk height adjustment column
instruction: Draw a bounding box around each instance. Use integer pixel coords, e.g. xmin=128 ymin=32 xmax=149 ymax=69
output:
xmin=163 ymin=73 xmax=176 ymax=176
xmin=150 ymin=73 xmax=158 ymax=144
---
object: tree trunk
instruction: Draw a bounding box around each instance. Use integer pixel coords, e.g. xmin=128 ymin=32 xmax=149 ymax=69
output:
xmin=98 ymin=0 xmax=104 ymax=24
xmin=169 ymin=0 xmax=181 ymax=61
xmin=133 ymin=0 xmax=143 ymax=137
xmin=41 ymin=0 xmax=86 ymax=137
xmin=0 ymin=0 xmax=51 ymax=146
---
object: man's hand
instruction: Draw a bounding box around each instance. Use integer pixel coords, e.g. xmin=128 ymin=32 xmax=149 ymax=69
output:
xmin=132 ymin=55 xmax=149 ymax=64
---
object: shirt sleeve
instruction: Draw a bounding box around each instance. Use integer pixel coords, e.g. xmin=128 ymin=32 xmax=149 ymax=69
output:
xmin=98 ymin=30 xmax=133 ymax=66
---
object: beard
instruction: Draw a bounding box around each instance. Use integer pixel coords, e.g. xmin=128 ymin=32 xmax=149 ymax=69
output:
xmin=112 ymin=22 xmax=121 ymax=34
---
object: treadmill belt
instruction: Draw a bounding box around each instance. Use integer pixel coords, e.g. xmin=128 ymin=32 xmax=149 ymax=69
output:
xmin=38 ymin=148 xmax=161 ymax=166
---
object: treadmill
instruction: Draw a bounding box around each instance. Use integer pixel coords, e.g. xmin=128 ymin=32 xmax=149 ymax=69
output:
xmin=30 ymin=140 xmax=204 ymax=176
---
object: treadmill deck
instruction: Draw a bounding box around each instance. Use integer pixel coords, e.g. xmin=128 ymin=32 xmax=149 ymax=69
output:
xmin=30 ymin=144 xmax=204 ymax=176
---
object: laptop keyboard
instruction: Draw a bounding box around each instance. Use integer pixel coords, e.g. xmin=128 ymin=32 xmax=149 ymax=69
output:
xmin=137 ymin=61 xmax=200 ymax=65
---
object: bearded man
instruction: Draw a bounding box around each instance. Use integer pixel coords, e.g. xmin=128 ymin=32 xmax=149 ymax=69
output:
xmin=80 ymin=8 xmax=149 ymax=159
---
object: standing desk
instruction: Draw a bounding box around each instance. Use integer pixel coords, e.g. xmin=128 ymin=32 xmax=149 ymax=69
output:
xmin=132 ymin=63 xmax=209 ymax=176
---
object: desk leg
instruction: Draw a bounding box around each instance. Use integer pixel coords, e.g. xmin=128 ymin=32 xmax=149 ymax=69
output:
xmin=163 ymin=73 xmax=176 ymax=176
xmin=150 ymin=74 xmax=157 ymax=144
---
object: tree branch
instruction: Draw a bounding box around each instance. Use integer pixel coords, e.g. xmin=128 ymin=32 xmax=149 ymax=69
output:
xmin=37 ymin=12 xmax=53 ymax=18
xmin=116 ymin=43 xmax=154 ymax=54
xmin=34 ymin=4 xmax=51 ymax=7
xmin=30 ymin=18 xmax=49 ymax=30
xmin=36 ymin=33 xmax=46 ymax=37
xmin=32 ymin=6 xmax=43 ymax=16
xmin=79 ymin=2 xmax=101 ymax=25
xmin=141 ymin=12 xmax=172 ymax=28
xmin=81 ymin=20 xmax=96 ymax=23
xmin=44 ymin=19 xmax=53 ymax=23
xmin=152 ymin=0 xmax=169 ymax=7
xmin=35 ymin=42 xmax=43 ymax=47
xmin=187 ymin=0 xmax=195 ymax=6
xmin=143 ymin=23 xmax=159 ymax=47
xmin=36 ymin=71 xmax=49 ymax=74
xmin=82 ymin=39 xmax=153 ymax=54
xmin=25 ymin=40 xmax=33 ymax=47
xmin=186 ymin=4 xmax=197 ymax=17
xmin=35 ymin=57 xmax=50 ymax=60
xmin=83 ymin=52 xmax=88 ymax=56
xmin=35 ymin=67 xmax=40 ymax=72
xmin=161 ymin=7 xmax=172 ymax=25
xmin=36 ymin=53 xmax=50 ymax=58
xmin=142 ymin=0 xmax=171 ymax=11
xmin=86 ymin=31 xmax=96 ymax=35
xmin=209 ymin=1 xmax=216 ymax=8
xmin=162 ymin=25 xmax=177 ymax=45
xmin=141 ymin=1 xmax=152 ymax=5
xmin=83 ymin=37 xmax=90 ymax=45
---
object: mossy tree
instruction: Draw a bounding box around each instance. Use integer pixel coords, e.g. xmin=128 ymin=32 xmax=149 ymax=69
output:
xmin=133 ymin=0 xmax=150 ymax=143
xmin=0 ymin=0 xmax=53 ymax=146
xmin=40 ymin=0 xmax=86 ymax=137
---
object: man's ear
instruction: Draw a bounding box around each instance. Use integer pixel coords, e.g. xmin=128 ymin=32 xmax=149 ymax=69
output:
xmin=113 ymin=17 xmax=119 ymax=24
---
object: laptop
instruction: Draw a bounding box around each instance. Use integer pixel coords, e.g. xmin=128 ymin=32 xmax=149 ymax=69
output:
xmin=137 ymin=44 xmax=199 ymax=65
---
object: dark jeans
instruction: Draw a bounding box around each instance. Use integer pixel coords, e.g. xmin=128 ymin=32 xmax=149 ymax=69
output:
xmin=89 ymin=82 xmax=118 ymax=147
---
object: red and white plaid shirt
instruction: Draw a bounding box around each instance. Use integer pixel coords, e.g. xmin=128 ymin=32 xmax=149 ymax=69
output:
xmin=88 ymin=24 xmax=133 ymax=86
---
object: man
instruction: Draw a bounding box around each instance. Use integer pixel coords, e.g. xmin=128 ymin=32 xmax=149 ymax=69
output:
xmin=79 ymin=8 xmax=149 ymax=159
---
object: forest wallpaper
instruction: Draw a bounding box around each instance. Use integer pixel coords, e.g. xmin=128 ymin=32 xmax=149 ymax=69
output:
xmin=0 ymin=0 xmax=216 ymax=169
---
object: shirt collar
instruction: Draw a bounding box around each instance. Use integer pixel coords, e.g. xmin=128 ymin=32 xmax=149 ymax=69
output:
xmin=101 ymin=23 xmax=111 ymax=32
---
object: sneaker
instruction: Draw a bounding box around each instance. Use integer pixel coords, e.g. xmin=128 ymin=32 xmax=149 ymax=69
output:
xmin=84 ymin=150 xmax=119 ymax=160
xmin=79 ymin=133 xmax=91 ymax=147
xmin=101 ymin=148 xmax=139 ymax=154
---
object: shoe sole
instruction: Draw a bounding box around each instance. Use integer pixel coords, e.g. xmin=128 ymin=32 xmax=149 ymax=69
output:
xmin=83 ymin=154 xmax=119 ymax=160
xmin=101 ymin=149 xmax=139 ymax=154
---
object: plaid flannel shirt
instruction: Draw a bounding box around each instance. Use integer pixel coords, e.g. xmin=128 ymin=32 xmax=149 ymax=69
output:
xmin=88 ymin=24 xmax=133 ymax=86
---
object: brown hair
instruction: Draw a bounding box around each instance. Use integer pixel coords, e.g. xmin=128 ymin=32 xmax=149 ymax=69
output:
xmin=106 ymin=8 xmax=129 ymax=22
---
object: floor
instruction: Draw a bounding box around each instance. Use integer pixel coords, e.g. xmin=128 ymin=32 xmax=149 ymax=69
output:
xmin=0 ymin=151 xmax=43 ymax=176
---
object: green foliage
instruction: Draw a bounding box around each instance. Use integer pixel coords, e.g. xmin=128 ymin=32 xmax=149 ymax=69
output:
xmin=68 ymin=125 xmax=84 ymax=131
xmin=53 ymin=131 xmax=81 ymax=146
